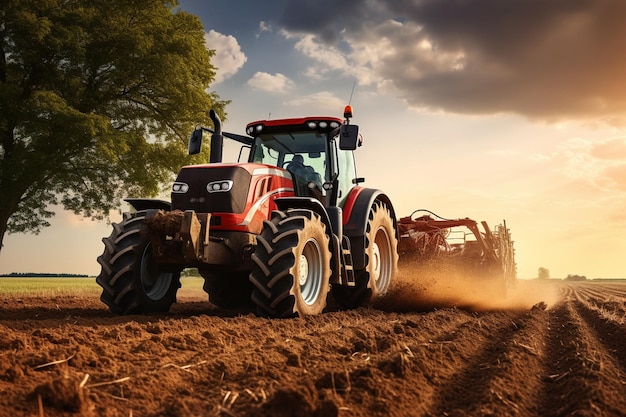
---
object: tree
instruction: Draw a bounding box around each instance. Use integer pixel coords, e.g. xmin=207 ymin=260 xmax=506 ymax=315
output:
xmin=0 ymin=0 xmax=227 ymax=253
xmin=565 ymin=274 xmax=587 ymax=281
xmin=537 ymin=267 xmax=550 ymax=280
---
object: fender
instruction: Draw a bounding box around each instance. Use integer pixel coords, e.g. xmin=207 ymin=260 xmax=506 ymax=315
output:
xmin=342 ymin=188 xmax=398 ymax=270
xmin=274 ymin=197 xmax=337 ymax=242
xmin=125 ymin=198 xmax=171 ymax=212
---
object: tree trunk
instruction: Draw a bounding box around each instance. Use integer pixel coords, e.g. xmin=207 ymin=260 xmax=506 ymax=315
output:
xmin=0 ymin=210 xmax=9 ymax=255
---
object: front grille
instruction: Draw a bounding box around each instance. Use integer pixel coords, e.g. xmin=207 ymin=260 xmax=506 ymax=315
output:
xmin=171 ymin=166 xmax=251 ymax=213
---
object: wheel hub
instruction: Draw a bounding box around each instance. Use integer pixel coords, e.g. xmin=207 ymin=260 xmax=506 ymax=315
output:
xmin=372 ymin=226 xmax=393 ymax=294
xmin=299 ymin=238 xmax=322 ymax=306
xmin=299 ymin=254 xmax=309 ymax=286
xmin=372 ymin=242 xmax=381 ymax=282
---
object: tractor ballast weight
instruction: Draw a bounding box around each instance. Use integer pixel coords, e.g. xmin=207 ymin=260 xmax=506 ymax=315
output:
xmin=96 ymin=107 xmax=399 ymax=317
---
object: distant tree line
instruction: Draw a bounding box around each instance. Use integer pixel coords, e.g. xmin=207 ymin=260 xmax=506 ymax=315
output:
xmin=565 ymin=274 xmax=587 ymax=281
xmin=181 ymin=268 xmax=201 ymax=277
xmin=0 ymin=272 xmax=89 ymax=278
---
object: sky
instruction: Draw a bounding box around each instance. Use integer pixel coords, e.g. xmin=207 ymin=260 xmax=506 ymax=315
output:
xmin=2 ymin=0 xmax=626 ymax=279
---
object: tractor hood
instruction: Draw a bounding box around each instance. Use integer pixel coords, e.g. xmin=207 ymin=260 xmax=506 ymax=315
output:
xmin=171 ymin=164 xmax=252 ymax=214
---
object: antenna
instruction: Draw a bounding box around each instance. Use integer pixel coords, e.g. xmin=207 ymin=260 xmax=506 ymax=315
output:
xmin=348 ymin=80 xmax=357 ymax=105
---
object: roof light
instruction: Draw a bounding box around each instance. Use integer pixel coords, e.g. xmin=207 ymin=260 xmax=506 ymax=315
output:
xmin=307 ymin=121 xmax=317 ymax=129
xmin=343 ymin=105 xmax=353 ymax=119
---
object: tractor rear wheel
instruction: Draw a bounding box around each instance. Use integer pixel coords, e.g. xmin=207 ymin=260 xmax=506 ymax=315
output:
xmin=332 ymin=200 xmax=398 ymax=308
xmin=96 ymin=211 xmax=181 ymax=314
xmin=249 ymin=209 xmax=331 ymax=318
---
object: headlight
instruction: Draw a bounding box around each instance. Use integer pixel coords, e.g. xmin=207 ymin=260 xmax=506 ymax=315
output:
xmin=172 ymin=182 xmax=189 ymax=193
xmin=207 ymin=180 xmax=233 ymax=193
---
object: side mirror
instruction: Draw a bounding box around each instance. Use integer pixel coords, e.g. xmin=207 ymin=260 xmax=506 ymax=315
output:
xmin=339 ymin=124 xmax=360 ymax=150
xmin=189 ymin=128 xmax=203 ymax=155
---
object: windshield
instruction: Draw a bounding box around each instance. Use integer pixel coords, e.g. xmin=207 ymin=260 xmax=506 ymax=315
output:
xmin=250 ymin=131 xmax=328 ymax=182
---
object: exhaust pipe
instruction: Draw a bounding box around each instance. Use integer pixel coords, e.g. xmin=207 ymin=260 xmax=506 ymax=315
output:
xmin=209 ymin=109 xmax=223 ymax=163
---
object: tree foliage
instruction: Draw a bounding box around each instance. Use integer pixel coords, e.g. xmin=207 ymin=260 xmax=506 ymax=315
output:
xmin=537 ymin=267 xmax=550 ymax=280
xmin=0 ymin=0 xmax=227 ymax=251
xmin=565 ymin=274 xmax=587 ymax=281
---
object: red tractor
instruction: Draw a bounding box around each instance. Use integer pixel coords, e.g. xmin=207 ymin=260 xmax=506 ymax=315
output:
xmin=96 ymin=106 xmax=399 ymax=317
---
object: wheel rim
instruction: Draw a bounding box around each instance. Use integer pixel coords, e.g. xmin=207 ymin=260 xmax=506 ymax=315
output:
xmin=372 ymin=241 xmax=381 ymax=281
xmin=373 ymin=227 xmax=393 ymax=293
xmin=140 ymin=244 xmax=173 ymax=301
xmin=299 ymin=238 xmax=323 ymax=306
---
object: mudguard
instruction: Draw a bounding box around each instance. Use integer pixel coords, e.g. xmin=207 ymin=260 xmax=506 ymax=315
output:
xmin=125 ymin=198 xmax=171 ymax=212
xmin=274 ymin=197 xmax=332 ymax=232
xmin=342 ymin=188 xmax=398 ymax=270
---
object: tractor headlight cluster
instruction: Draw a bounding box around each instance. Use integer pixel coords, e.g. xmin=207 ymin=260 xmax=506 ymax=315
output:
xmin=207 ymin=180 xmax=233 ymax=193
xmin=246 ymin=120 xmax=341 ymax=136
xmin=172 ymin=182 xmax=189 ymax=193
xmin=307 ymin=120 xmax=339 ymax=130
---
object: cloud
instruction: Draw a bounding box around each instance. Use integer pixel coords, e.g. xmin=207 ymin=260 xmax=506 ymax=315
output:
xmin=590 ymin=137 xmax=626 ymax=160
xmin=275 ymin=0 xmax=626 ymax=122
xmin=557 ymin=137 xmax=626 ymax=192
xmin=256 ymin=21 xmax=273 ymax=38
xmin=278 ymin=0 xmax=374 ymax=44
xmin=247 ymin=72 xmax=294 ymax=93
xmin=204 ymin=30 xmax=247 ymax=84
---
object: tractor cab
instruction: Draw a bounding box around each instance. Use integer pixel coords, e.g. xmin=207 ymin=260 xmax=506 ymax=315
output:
xmin=245 ymin=108 xmax=361 ymax=207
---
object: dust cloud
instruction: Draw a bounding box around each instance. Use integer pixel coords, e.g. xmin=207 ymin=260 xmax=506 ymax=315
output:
xmin=376 ymin=260 xmax=560 ymax=312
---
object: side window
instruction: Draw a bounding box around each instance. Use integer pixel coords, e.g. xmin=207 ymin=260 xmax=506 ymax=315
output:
xmin=251 ymin=142 xmax=279 ymax=166
xmin=238 ymin=145 xmax=251 ymax=163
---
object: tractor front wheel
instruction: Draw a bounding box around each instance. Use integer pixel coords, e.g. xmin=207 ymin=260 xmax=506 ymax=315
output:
xmin=249 ymin=209 xmax=331 ymax=318
xmin=96 ymin=211 xmax=181 ymax=314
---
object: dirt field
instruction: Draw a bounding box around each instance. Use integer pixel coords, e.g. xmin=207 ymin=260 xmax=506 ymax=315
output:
xmin=1 ymin=275 xmax=625 ymax=417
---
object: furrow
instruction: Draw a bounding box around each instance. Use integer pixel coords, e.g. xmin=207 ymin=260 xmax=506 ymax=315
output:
xmin=538 ymin=298 xmax=626 ymax=417
xmin=423 ymin=310 xmax=547 ymax=416
xmin=572 ymin=298 xmax=626 ymax=371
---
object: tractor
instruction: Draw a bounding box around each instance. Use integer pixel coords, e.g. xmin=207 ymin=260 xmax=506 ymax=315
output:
xmin=96 ymin=106 xmax=399 ymax=317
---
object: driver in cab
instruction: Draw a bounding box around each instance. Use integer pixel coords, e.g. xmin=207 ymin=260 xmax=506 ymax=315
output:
xmin=286 ymin=154 xmax=323 ymax=198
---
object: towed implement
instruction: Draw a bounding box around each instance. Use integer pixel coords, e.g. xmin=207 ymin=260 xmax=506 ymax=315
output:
xmin=398 ymin=210 xmax=516 ymax=291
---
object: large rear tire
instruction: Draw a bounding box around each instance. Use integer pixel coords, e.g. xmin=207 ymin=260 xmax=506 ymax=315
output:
xmin=96 ymin=211 xmax=181 ymax=314
xmin=332 ymin=200 xmax=398 ymax=308
xmin=249 ymin=209 xmax=331 ymax=318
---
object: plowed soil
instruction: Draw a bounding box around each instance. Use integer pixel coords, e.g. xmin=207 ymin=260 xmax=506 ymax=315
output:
xmin=1 ymin=275 xmax=625 ymax=417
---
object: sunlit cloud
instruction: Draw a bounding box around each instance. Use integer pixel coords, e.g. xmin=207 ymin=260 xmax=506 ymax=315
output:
xmin=247 ymin=72 xmax=294 ymax=93
xmin=590 ymin=137 xmax=626 ymax=160
xmin=557 ymin=137 xmax=626 ymax=193
xmin=204 ymin=30 xmax=247 ymax=84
